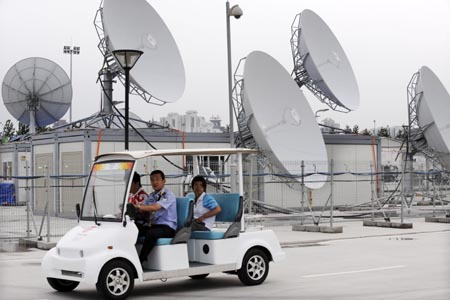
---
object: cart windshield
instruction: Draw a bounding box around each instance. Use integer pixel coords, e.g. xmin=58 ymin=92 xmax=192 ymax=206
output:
xmin=81 ymin=160 xmax=134 ymax=222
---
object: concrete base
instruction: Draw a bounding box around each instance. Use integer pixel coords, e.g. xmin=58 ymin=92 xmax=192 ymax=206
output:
xmin=18 ymin=238 xmax=57 ymax=250
xmin=362 ymin=220 xmax=377 ymax=226
xmin=18 ymin=238 xmax=38 ymax=248
xmin=36 ymin=240 xmax=57 ymax=250
xmin=320 ymin=226 xmax=343 ymax=233
xmin=391 ymin=222 xmax=413 ymax=229
xmin=425 ymin=216 xmax=450 ymax=223
xmin=292 ymin=225 xmax=343 ymax=233
xmin=363 ymin=220 xmax=413 ymax=229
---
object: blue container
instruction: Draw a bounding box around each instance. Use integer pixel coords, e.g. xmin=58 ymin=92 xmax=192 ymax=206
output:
xmin=0 ymin=182 xmax=15 ymax=205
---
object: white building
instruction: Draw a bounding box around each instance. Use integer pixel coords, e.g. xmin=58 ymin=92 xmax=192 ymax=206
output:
xmin=1 ymin=129 xmax=386 ymax=214
xmin=320 ymin=117 xmax=341 ymax=133
xmin=159 ymin=111 xmax=224 ymax=133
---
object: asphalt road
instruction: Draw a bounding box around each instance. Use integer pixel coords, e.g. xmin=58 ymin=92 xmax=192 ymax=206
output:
xmin=0 ymin=231 xmax=449 ymax=300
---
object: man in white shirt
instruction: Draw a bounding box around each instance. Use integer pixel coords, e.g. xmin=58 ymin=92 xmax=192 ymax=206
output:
xmin=191 ymin=175 xmax=221 ymax=231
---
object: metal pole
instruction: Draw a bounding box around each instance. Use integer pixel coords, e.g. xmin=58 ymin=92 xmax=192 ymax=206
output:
xmin=400 ymin=154 xmax=405 ymax=224
xmin=124 ymin=68 xmax=130 ymax=150
xmin=238 ymin=153 xmax=243 ymax=196
xmin=370 ymin=162 xmax=375 ymax=221
xmin=226 ymin=1 xmax=234 ymax=147
xmin=330 ymin=158 xmax=334 ymax=228
xmin=432 ymin=176 xmax=436 ymax=217
xmin=25 ymin=160 xmax=30 ymax=238
xmin=237 ymin=153 xmax=244 ymax=232
xmin=425 ymin=159 xmax=430 ymax=195
xmin=69 ymin=51 xmax=73 ymax=123
xmin=46 ymin=165 xmax=51 ymax=243
xmin=248 ymin=156 xmax=254 ymax=215
xmin=29 ymin=111 xmax=36 ymax=134
xmin=301 ymin=160 xmax=305 ymax=225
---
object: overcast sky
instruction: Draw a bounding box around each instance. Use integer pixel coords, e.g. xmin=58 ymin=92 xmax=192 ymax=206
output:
xmin=1 ymin=0 xmax=449 ymax=132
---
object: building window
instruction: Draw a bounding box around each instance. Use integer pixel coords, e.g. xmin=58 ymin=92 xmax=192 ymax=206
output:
xmin=2 ymin=161 xmax=12 ymax=180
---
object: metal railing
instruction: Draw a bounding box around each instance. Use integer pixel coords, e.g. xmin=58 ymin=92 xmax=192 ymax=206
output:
xmin=1 ymin=161 xmax=448 ymax=243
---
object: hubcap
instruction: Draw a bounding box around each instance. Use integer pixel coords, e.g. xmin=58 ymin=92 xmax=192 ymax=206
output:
xmin=246 ymin=255 xmax=266 ymax=280
xmin=106 ymin=267 xmax=130 ymax=296
xmin=58 ymin=279 xmax=74 ymax=286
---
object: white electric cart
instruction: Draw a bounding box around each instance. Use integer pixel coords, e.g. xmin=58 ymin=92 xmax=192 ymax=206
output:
xmin=42 ymin=148 xmax=285 ymax=300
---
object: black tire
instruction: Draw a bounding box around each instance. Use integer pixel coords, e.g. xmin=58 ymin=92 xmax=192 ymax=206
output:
xmin=47 ymin=277 xmax=80 ymax=292
xmin=237 ymin=248 xmax=269 ymax=286
xmin=189 ymin=273 xmax=209 ymax=280
xmin=96 ymin=260 xmax=135 ymax=300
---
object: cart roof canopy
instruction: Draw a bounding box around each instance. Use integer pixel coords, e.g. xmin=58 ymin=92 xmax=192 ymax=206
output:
xmin=95 ymin=148 xmax=259 ymax=162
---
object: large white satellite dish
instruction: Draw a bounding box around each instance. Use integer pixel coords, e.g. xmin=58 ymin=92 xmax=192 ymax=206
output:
xmin=2 ymin=57 xmax=72 ymax=132
xmin=415 ymin=66 xmax=450 ymax=169
xmin=242 ymin=51 xmax=328 ymax=189
xmin=291 ymin=9 xmax=359 ymax=112
xmin=101 ymin=0 xmax=185 ymax=103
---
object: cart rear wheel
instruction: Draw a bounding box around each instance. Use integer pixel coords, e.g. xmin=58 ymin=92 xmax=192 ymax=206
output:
xmin=96 ymin=260 xmax=134 ymax=300
xmin=237 ymin=248 xmax=269 ymax=285
xmin=47 ymin=277 xmax=79 ymax=292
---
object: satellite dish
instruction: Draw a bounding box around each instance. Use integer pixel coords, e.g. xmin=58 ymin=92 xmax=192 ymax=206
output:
xmin=2 ymin=57 xmax=72 ymax=132
xmin=242 ymin=51 xmax=328 ymax=189
xmin=415 ymin=66 xmax=450 ymax=169
xmin=101 ymin=0 xmax=185 ymax=103
xmin=291 ymin=9 xmax=359 ymax=112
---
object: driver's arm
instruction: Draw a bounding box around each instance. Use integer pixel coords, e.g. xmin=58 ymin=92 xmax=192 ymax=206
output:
xmin=137 ymin=202 xmax=162 ymax=212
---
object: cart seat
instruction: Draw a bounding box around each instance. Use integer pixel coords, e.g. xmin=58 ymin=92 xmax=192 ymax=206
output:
xmin=136 ymin=197 xmax=193 ymax=245
xmin=189 ymin=193 xmax=242 ymax=240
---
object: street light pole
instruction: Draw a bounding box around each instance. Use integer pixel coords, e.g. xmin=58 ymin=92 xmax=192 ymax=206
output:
xmin=124 ymin=67 xmax=131 ymax=150
xmin=226 ymin=1 xmax=243 ymax=147
xmin=111 ymin=49 xmax=144 ymax=150
xmin=63 ymin=45 xmax=80 ymax=123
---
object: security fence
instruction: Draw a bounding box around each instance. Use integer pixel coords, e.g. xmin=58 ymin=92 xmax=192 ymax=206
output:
xmin=1 ymin=160 xmax=449 ymax=243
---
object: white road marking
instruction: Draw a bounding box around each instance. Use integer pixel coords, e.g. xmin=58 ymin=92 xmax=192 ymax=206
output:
xmin=302 ymin=265 xmax=405 ymax=278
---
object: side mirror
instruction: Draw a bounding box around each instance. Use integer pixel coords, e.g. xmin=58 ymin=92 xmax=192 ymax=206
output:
xmin=75 ymin=203 xmax=81 ymax=220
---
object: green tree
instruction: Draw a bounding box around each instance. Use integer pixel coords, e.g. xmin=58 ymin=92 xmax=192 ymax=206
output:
xmin=2 ymin=120 xmax=15 ymax=137
xmin=377 ymin=126 xmax=391 ymax=137
xmin=1 ymin=120 xmax=15 ymax=143
xmin=17 ymin=122 xmax=30 ymax=135
xmin=344 ymin=125 xmax=351 ymax=133
xmin=361 ymin=128 xmax=371 ymax=136
xmin=352 ymin=124 xmax=359 ymax=134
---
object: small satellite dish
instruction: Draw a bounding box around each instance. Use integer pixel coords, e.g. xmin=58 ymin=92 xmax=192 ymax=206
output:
xmin=102 ymin=0 xmax=185 ymax=103
xmin=2 ymin=57 xmax=72 ymax=132
xmin=243 ymin=51 xmax=328 ymax=189
xmin=291 ymin=9 xmax=359 ymax=112
xmin=415 ymin=66 xmax=450 ymax=169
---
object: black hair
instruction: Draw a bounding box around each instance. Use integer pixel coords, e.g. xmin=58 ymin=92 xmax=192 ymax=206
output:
xmin=150 ymin=169 xmax=165 ymax=180
xmin=191 ymin=175 xmax=207 ymax=190
xmin=132 ymin=172 xmax=142 ymax=187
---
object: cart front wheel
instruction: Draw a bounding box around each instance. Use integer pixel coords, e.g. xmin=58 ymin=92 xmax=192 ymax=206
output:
xmin=237 ymin=248 xmax=269 ymax=285
xmin=47 ymin=277 xmax=79 ymax=292
xmin=96 ymin=260 xmax=134 ymax=300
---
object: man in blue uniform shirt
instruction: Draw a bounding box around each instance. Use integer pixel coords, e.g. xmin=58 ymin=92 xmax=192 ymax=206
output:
xmin=136 ymin=170 xmax=177 ymax=264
